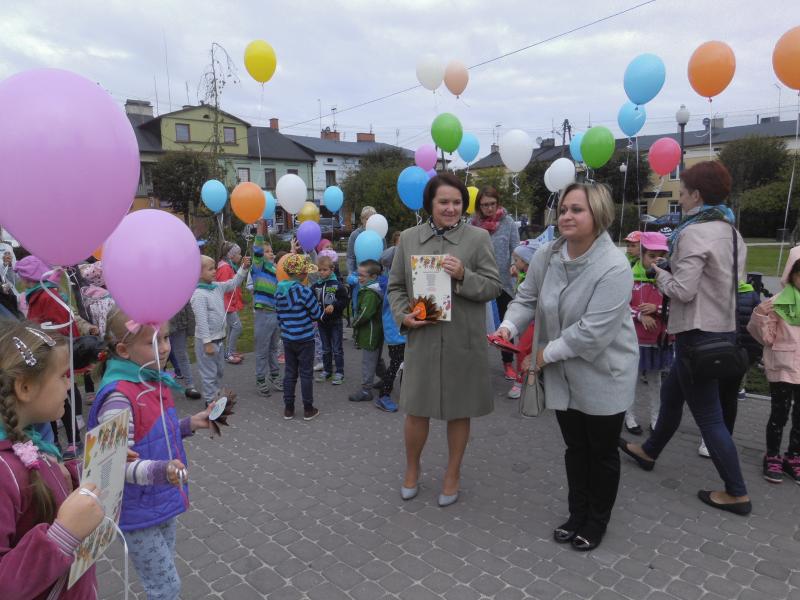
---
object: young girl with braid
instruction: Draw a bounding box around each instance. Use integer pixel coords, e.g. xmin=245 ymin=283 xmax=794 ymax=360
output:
xmin=0 ymin=320 xmax=105 ymax=599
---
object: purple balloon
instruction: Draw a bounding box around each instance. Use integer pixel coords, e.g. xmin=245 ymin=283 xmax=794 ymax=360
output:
xmin=415 ymin=144 xmax=438 ymax=171
xmin=297 ymin=221 xmax=322 ymax=252
xmin=103 ymin=210 xmax=200 ymax=325
xmin=0 ymin=69 xmax=140 ymax=266
xmin=426 ymin=168 xmax=437 ymax=179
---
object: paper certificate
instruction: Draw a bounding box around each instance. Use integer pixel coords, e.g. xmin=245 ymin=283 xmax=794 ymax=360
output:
xmin=68 ymin=410 xmax=130 ymax=588
xmin=410 ymin=255 xmax=452 ymax=322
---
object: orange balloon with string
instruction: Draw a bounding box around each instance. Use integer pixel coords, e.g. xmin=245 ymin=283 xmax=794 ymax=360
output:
xmin=231 ymin=182 xmax=266 ymax=224
xmin=773 ymin=26 xmax=800 ymax=91
xmin=688 ymin=41 xmax=736 ymax=99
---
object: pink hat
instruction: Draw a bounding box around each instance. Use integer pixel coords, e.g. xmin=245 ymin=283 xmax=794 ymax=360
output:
xmin=640 ymin=231 xmax=669 ymax=252
xmin=624 ymin=231 xmax=642 ymax=243
xmin=13 ymin=255 xmax=60 ymax=283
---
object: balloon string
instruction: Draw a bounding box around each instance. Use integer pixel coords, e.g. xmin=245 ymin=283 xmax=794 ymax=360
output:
xmin=512 ymin=174 xmax=520 ymax=199
xmin=544 ymin=192 xmax=556 ymax=226
xmin=415 ymin=210 xmax=422 ymax=225
xmin=38 ymin=268 xmax=77 ymax=448
xmin=708 ymin=98 xmax=713 ymax=159
xmin=464 ymin=165 xmax=470 ymax=185
xmin=776 ymin=91 xmax=800 ymax=276
xmin=216 ymin=213 xmax=226 ymax=245
xmin=619 ymin=142 xmax=631 ymax=243
xmin=635 ymin=137 xmax=641 ymax=207
xmin=257 ymin=84 xmax=264 ymax=169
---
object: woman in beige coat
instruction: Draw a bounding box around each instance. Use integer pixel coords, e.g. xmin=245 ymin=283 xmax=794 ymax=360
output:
xmin=388 ymin=173 xmax=502 ymax=507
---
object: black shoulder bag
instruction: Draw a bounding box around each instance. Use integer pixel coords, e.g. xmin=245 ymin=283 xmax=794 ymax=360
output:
xmin=682 ymin=224 xmax=750 ymax=380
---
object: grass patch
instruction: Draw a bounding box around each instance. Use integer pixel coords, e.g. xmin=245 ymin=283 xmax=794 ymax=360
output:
xmin=744 ymin=364 xmax=770 ymax=396
xmin=745 ymin=245 xmax=790 ymax=276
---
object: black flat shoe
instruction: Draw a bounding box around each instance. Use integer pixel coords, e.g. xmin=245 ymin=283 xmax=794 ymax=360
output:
xmin=184 ymin=387 xmax=202 ymax=400
xmin=625 ymin=424 xmax=643 ymax=435
xmin=571 ymin=534 xmax=600 ymax=551
xmin=553 ymin=527 xmax=577 ymax=543
xmin=618 ymin=438 xmax=655 ymax=471
xmin=697 ymin=490 xmax=752 ymax=516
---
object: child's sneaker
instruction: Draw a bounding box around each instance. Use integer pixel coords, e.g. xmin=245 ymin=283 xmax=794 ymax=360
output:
xmin=331 ymin=373 xmax=344 ymax=385
xmin=698 ymin=439 xmax=710 ymax=458
xmin=283 ymin=408 xmax=294 ymax=420
xmin=374 ymin=395 xmax=398 ymax=412
xmin=303 ymin=407 xmax=320 ymax=421
xmin=315 ymin=372 xmax=332 ymax=383
xmin=256 ymin=379 xmax=271 ymax=396
xmin=313 ymin=361 xmax=324 ymax=372
xmin=507 ymin=382 xmax=521 ymax=399
xmin=503 ymin=363 xmax=517 ymax=381
xmin=269 ymin=374 xmax=283 ymax=391
xmin=225 ymin=354 xmax=242 ymax=365
xmin=763 ymin=454 xmax=784 ymax=483
xmin=783 ymin=454 xmax=800 ymax=484
xmin=349 ymin=389 xmax=372 ymax=402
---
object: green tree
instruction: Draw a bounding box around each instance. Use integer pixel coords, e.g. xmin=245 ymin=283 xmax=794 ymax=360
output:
xmin=719 ymin=136 xmax=790 ymax=192
xmin=341 ymin=148 xmax=416 ymax=235
xmin=151 ymin=150 xmax=214 ymax=224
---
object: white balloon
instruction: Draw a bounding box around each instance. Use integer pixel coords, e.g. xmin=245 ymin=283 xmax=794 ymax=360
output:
xmin=416 ymin=54 xmax=445 ymax=91
xmin=544 ymin=167 xmax=558 ymax=193
xmin=549 ymin=158 xmax=577 ymax=191
xmin=276 ymin=174 xmax=307 ymax=214
xmin=499 ymin=129 xmax=533 ymax=173
xmin=366 ymin=214 xmax=388 ymax=238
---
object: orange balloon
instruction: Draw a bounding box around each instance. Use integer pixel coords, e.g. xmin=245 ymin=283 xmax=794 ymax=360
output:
xmin=688 ymin=41 xmax=736 ymax=99
xmin=774 ymin=26 xmax=800 ymax=91
xmin=444 ymin=60 xmax=469 ymax=96
xmin=230 ymin=182 xmax=266 ymax=224
xmin=276 ymin=253 xmax=290 ymax=282
xmin=92 ymin=245 xmax=103 ymax=260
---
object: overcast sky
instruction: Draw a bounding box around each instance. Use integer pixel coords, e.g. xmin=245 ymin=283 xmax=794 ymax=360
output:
xmin=1 ymin=0 xmax=797 ymax=164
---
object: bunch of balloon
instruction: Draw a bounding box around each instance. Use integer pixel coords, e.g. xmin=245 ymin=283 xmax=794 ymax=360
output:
xmin=323 ymin=186 xmax=344 ymax=213
xmin=619 ymin=52 xmax=664 ymax=169
xmin=444 ymin=60 xmax=469 ymax=97
xmin=431 ymin=113 xmax=463 ymax=157
xmin=457 ymin=132 xmax=479 ymax=184
xmin=543 ymin=158 xmax=576 ymax=223
xmin=688 ymin=41 xmax=736 ymax=156
xmin=580 ymin=126 xmax=616 ymax=171
xmin=499 ymin=129 xmax=533 ymax=205
xmin=416 ymin=55 xmax=445 ymax=92
xmin=647 ymin=138 xmax=682 ymax=200
xmin=466 ymin=186 xmax=479 ymax=215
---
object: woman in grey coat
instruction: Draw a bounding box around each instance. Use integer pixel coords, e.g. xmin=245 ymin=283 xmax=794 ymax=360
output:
xmin=389 ymin=173 xmax=502 ymax=508
xmin=497 ymin=182 xmax=638 ymax=551
xmin=471 ymin=187 xmax=519 ymax=380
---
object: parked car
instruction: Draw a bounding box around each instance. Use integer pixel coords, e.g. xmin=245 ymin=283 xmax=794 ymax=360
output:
xmin=642 ymin=212 xmax=681 ymax=235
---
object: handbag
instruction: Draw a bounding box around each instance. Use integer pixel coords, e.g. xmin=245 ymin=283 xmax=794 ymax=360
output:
xmin=519 ymin=248 xmax=555 ymax=418
xmin=682 ymin=223 xmax=749 ymax=380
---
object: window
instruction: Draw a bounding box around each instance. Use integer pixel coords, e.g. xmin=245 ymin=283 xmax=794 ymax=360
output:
xmin=325 ymin=170 xmax=337 ymax=187
xmin=264 ymin=168 xmax=276 ymax=190
xmin=237 ymin=168 xmax=250 ymax=183
xmin=668 ymin=165 xmax=680 ymax=181
xmin=326 ymin=157 xmax=334 ymax=163
xmin=287 ymin=169 xmax=299 ymax=175
xmin=138 ymin=163 xmax=153 ymax=195
xmin=223 ymin=127 xmax=236 ymax=144
xmin=175 ymin=123 xmax=190 ymax=142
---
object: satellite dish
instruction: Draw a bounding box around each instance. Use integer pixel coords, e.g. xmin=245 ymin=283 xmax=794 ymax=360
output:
xmin=535 ymin=136 xmax=543 ymax=145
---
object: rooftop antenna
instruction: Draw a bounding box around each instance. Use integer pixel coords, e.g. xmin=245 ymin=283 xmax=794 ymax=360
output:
xmin=163 ymin=31 xmax=172 ymax=111
xmin=153 ymin=75 xmax=159 ymax=116
xmin=331 ymin=106 xmax=337 ymax=131
xmin=185 ymin=81 xmax=190 ymax=105
xmin=318 ymin=99 xmax=322 ymax=132
xmin=396 ymin=128 xmax=400 ymax=146
xmin=493 ymin=123 xmax=502 ymax=145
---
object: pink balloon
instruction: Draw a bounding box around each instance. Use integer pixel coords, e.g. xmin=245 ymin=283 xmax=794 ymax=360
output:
xmin=0 ymin=69 xmax=139 ymax=266
xmin=426 ymin=168 xmax=437 ymax=179
xmin=648 ymin=137 xmax=682 ymax=176
xmin=415 ymin=144 xmax=438 ymax=171
xmin=103 ymin=210 xmax=200 ymax=325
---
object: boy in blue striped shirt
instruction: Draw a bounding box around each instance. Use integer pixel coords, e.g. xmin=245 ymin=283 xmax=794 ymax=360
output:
xmin=275 ymin=253 xmax=323 ymax=420
xmin=252 ymin=220 xmax=282 ymax=396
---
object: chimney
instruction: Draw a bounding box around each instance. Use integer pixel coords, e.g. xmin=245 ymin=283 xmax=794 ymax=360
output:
xmin=125 ymin=99 xmax=154 ymax=117
xmin=540 ymin=138 xmax=555 ymax=148
xmin=490 ymin=143 xmax=499 ymax=154
xmin=321 ymin=127 xmax=340 ymax=141
xmin=269 ymin=118 xmax=279 ymax=130
xmin=356 ymin=132 xmax=376 ymax=143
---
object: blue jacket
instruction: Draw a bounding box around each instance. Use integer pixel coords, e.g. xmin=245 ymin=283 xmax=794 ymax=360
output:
xmin=380 ymin=272 xmax=405 ymax=346
xmin=88 ymin=380 xmax=188 ymax=531
xmin=275 ymin=280 xmax=323 ymax=341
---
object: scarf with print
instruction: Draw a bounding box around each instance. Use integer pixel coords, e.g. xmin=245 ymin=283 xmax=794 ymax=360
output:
xmin=668 ymin=204 xmax=735 ymax=254
xmin=471 ymin=206 xmax=507 ymax=235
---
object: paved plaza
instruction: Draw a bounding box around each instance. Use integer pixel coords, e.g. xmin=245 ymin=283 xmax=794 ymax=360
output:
xmin=99 ymin=331 xmax=800 ymax=599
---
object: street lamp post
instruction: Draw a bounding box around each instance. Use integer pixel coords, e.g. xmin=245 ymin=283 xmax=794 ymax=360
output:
xmin=676 ymin=105 xmax=690 ymax=172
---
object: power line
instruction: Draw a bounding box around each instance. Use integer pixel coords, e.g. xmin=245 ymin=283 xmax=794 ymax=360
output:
xmin=280 ymin=0 xmax=658 ymax=130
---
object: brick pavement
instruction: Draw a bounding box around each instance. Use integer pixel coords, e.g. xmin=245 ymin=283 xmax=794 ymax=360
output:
xmin=98 ymin=331 xmax=800 ymax=599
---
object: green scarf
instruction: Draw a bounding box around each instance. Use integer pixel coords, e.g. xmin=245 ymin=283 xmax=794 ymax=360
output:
xmin=99 ymin=357 xmax=184 ymax=394
xmin=276 ymin=280 xmax=299 ymax=295
xmin=738 ymin=281 xmax=755 ymax=293
xmin=318 ymin=272 xmax=338 ymax=283
xmin=0 ymin=422 xmax=62 ymax=460
xmin=24 ymin=281 xmax=64 ymax=302
xmin=632 ymin=260 xmax=654 ymax=283
xmin=773 ymin=284 xmax=800 ymax=326
xmin=196 ymin=282 xmax=216 ymax=290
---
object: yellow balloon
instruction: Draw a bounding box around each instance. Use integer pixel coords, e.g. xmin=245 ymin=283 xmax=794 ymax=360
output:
xmin=297 ymin=201 xmax=320 ymax=223
xmin=244 ymin=40 xmax=277 ymax=84
xmin=466 ymin=186 xmax=479 ymax=215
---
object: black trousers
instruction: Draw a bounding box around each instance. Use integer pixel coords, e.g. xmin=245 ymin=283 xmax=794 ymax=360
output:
xmin=718 ymin=373 xmax=745 ymax=435
xmin=380 ymin=344 xmax=405 ymax=397
xmin=495 ymin=290 xmax=514 ymax=365
xmin=51 ymin=384 xmax=83 ymax=446
xmin=766 ymin=382 xmax=800 ymax=456
xmin=555 ymin=409 xmax=625 ymax=538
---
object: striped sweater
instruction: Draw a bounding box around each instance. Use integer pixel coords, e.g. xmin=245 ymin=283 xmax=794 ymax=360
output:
xmin=252 ymin=235 xmax=278 ymax=310
xmin=275 ymin=280 xmax=322 ymax=341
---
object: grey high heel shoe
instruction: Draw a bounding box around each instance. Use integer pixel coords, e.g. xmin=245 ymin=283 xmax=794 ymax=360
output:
xmin=437 ymin=491 xmax=460 ymax=507
xmin=400 ymin=484 xmax=419 ymax=501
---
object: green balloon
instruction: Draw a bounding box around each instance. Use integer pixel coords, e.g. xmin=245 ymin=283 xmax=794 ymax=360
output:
xmin=431 ymin=113 xmax=463 ymax=153
xmin=580 ymin=126 xmax=615 ymax=169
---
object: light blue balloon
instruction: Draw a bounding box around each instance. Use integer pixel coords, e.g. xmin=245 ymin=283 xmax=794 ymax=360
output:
xmin=354 ymin=229 xmax=383 ymax=263
xmin=623 ymin=53 xmax=666 ymax=106
xmin=397 ymin=166 xmax=428 ymax=211
xmin=262 ymin=191 xmax=276 ymax=219
xmin=569 ymin=133 xmax=584 ymax=163
xmin=201 ymin=179 xmax=227 ymax=213
xmin=617 ymin=101 xmax=647 ymax=137
xmin=457 ymin=132 xmax=480 ymax=164
xmin=323 ymin=185 xmax=344 ymax=213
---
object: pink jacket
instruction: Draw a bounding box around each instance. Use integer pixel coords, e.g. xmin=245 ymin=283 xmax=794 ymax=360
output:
xmin=746 ymin=246 xmax=800 ymax=385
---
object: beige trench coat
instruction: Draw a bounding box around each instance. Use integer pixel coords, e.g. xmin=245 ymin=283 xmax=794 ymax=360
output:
xmin=388 ymin=223 xmax=502 ymax=420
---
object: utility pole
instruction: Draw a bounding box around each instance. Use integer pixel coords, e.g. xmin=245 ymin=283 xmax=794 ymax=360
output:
xmin=560 ymin=119 xmax=572 ymax=156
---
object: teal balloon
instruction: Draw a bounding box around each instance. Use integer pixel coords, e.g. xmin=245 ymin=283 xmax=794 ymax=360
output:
xmin=457 ymin=132 xmax=479 ymax=163
xmin=397 ymin=166 xmax=428 ymax=211
xmin=354 ymin=229 xmax=383 ymax=263
xmin=262 ymin=191 xmax=276 ymax=219
xmin=569 ymin=133 xmax=584 ymax=163
xmin=431 ymin=113 xmax=463 ymax=153
xmin=323 ymin=185 xmax=344 ymax=213
xmin=623 ymin=53 xmax=666 ymax=106
xmin=201 ymin=180 xmax=227 ymax=213
xmin=580 ymin=126 xmax=616 ymax=169
xmin=617 ymin=101 xmax=646 ymax=137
